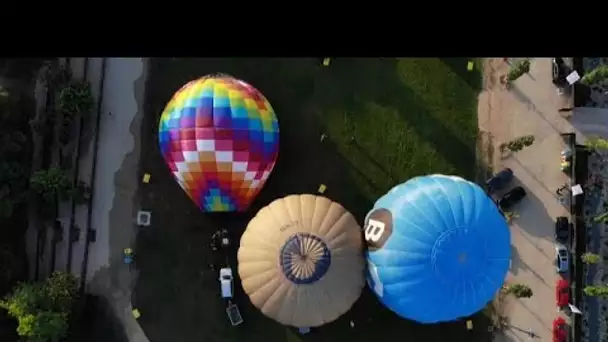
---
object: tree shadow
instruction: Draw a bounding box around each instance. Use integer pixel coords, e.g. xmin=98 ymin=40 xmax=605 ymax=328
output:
xmin=511 ymin=158 xmax=566 ymax=207
xmin=509 ymin=244 xmax=551 ymax=288
xmin=316 ymin=58 xmax=479 ymax=181
xmin=506 ymin=174 xmax=557 ymax=241
xmin=348 ymin=138 xmax=394 ymax=182
xmin=67 ymin=294 xmax=129 ymax=342
xmin=509 ymin=85 xmax=564 ymax=135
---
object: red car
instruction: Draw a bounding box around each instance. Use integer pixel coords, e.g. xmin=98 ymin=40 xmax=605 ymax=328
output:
xmin=556 ymin=279 xmax=569 ymax=308
xmin=553 ymin=317 xmax=567 ymax=342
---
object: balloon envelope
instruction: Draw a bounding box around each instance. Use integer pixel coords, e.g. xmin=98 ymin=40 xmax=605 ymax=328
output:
xmin=158 ymin=75 xmax=279 ymax=212
xmin=238 ymin=194 xmax=364 ymax=327
xmin=364 ymin=175 xmax=511 ymax=323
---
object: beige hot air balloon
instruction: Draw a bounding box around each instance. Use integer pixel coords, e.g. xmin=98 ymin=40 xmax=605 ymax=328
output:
xmin=238 ymin=194 xmax=365 ymax=328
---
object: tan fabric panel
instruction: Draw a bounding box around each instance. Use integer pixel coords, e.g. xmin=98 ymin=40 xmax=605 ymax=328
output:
xmin=238 ymin=194 xmax=365 ymax=327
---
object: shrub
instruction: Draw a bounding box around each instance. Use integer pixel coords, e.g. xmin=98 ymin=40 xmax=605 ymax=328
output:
xmin=585 ymin=136 xmax=608 ymax=150
xmin=583 ymin=285 xmax=608 ymax=299
xmin=580 ymin=65 xmax=608 ymax=86
xmin=504 ymin=211 xmax=519 ymax=224
xmin=507 ymin=59 xmax=531 ymax=82
xmin=581 ymin=252 xmax=601 ymax=264
xmin=30 ymin=167 xmax=71 ymax=204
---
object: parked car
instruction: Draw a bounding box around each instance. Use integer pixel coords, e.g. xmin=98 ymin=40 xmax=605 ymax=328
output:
xmin=552 ymin=317 xmax=567 ymax=342
xmin=486 ymin=168 xmax=514 ymax=193
xmin=554 ymin=245 xmax=569 ymax=273
xmin=219 ymin=267 xmax=234 ymax=299
xmin=554 ymin=216 xmax=570 ymax=244
xmin=555 ymin=279 xmax=570 ymax=308
xmin=552 ymin=57 xmax=568 ymax=87
xmin=498 ymin=186 xmax=527 ymax=210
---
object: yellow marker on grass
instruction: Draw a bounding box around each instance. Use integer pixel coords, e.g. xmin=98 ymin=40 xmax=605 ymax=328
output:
xmin=323 ymin=58 xmax=331 ymax=67
xmin=142 ymin=173 xmax=151 ymax=183
xmin=318 ymin=184 xmax=327 ymax=194
xmin=132 ymin=309 xmax=141 ymax=319
xmin=467 ymin=61 xmax=474 ymax=71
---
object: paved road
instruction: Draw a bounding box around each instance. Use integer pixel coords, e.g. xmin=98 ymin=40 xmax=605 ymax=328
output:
xmin=479 ymin=58 xmax=573 ymax=342
xmin=82 ymin=58 xmax=150 ymax=342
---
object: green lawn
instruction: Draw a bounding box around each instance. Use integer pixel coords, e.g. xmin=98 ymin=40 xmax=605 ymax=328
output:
xmin=133 ymin=58 xmax=489 ymax=342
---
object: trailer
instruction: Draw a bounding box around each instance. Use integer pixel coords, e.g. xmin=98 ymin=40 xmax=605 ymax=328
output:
xmin=226 ymin=302 xmax=243 ymax=326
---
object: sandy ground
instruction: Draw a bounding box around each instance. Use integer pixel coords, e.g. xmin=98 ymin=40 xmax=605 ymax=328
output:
xmin=478 ymin=58 xmax=574 ymax=342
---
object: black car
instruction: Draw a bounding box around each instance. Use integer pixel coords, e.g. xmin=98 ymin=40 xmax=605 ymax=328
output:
xmin=552 ymin=58 xmax=568 ymax=86
xmin=498 ymin=186 xmax=527 ymax=210
xmin=555 ymin=216 xmax=570 ymax=244
xmin=486 ymin=168 xmax=514 ymax=193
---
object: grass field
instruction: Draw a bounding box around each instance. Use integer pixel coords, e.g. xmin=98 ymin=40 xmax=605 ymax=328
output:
xmin=132 ymin=58 xmax=489 ymax=342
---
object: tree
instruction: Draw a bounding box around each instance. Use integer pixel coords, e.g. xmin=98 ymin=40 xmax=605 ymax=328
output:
xmin=506 ymin=59 xmax=531 ymax=83
xmin=583 ymin=285 xmax=608 ymax=299
xmin=504 ymin=284 xmax=533 ymax=298
xmin=500 ymin=135 xmax=535 ymax=154
xmin=29 ymin=167 xmax=71 ymax=204
xmin=57 ymin=81 xmax=94 ymax=119
xmin=43 ymin=271 xmax=77 ymax=314
xmin=0 ymin=271 xmax=77 ymax=342
xmin=56 ymin=80 xmax=94 ymax=145
xmin=581 ymin=252 xmax=601 ymax=264
xmin=595 ymin=211 xmax=608 ymax=224
xmin=580 ymin=65 xmax=608 ymax=86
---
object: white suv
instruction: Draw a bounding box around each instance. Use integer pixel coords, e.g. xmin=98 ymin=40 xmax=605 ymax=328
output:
xmin=219 ymin=268 xmax=234 ymax=299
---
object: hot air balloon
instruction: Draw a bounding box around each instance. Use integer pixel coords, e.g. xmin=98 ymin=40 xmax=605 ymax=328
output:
xmin=158 ymin=75 xmax=279 ymax=212
xmin=238 ymin=194 xmax=364 ymax=328
xmin=364 ymin=174 xmax=511 ymax=323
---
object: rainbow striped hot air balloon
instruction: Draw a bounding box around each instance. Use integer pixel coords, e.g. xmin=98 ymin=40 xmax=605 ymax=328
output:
xmin=158 ymin=75 xmax=280 ymax=212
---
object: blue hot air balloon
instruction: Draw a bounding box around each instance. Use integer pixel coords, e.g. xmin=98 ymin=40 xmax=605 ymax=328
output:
xmin=363 ymin=174 xmax=511 ymax=323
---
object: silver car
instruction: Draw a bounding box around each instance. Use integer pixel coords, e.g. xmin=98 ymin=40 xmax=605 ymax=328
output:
xmin=554 ymin=245 xmax=569 ymax=273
